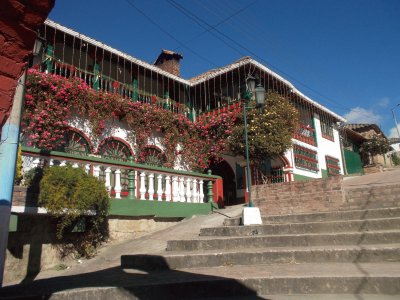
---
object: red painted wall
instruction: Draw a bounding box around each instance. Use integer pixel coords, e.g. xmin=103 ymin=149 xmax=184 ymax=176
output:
xmin=0 ymin=0 xmax=55 ymax=128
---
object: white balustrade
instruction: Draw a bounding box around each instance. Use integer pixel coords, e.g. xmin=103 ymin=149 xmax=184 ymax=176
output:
xmin=93 ymin=165 xmax=101 ymax=178
xmin=186 ymin=178 xmax=192 ymax=203
xmin=114 ymin=169 xmax=122 ymax=199
xmin=148 ymin=173 xmax=155 ymax=201
xmin=157 ymin=174 xmax=163 ymax=201
xmin=179 ymin=177 xmax=185 ymax=202
xmin=192 ymin=179 xmax=198 ymax=203
xmin=172 ymin=176 xmax=179 ymax=202
xmin=139 ymin=172 xmax=147 ymax=200
xmin=165 ymin=175 xmax=171 ymax=201
xmin=104 ymin=167 xmax=112 ymax=194
xmin=199 ymin=180 xmax=204 ymax=203
xmin=84 ymin=164 xmax=91 ymax=174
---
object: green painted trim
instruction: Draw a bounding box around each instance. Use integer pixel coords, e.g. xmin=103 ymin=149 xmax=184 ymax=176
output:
xmin=9 ymin=214 xmax=17 ymax=232
xmin=321 ymin=169 xmax=328 ymax=178
xmin=293 ymin=173 xmax=314 ymax=181
xmin=109 ymin=199 xmax=212 ymax=218
xmin=21 ymin=146 xmax=220 ymax=180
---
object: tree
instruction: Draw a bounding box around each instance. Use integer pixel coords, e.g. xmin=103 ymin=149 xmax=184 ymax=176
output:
xmin=228 ymin=91 xmax=299 ymax=163
xmin=360 ymin=135 xmax=391 ymax=156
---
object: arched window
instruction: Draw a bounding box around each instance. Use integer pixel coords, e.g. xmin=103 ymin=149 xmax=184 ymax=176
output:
xmin=61 ymin=129 xmax=91 ymax=155
xmin=141 ymin=146 xmax=166 ymax=167
xmin=97 ymin=138 xmax=132 ymax=161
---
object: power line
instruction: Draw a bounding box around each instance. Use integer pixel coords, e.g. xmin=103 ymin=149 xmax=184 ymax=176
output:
xmin=167 ymin=0 xmax=368 ymax=117
xmin=173 ymin=0 xmax=256 ymax=52
xmin=122 ymin=0 xmax=218 ymax=68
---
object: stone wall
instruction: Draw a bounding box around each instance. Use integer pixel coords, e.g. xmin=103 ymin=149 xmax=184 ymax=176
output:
xmin=253 ymin=176 xmax=344 ymax=216
xmin=253 ymin=175 xmax=400 ymax=216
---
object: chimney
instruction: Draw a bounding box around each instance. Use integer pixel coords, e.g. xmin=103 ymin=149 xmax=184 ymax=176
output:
xmin=154 ymin=49 xmax=183 ymax=77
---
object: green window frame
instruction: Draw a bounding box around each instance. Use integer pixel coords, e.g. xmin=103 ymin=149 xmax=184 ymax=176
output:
xmin=325 ymin=155 xmax=341 ymax=176
xmin=321 ymin=120 xmax=334 ymax=141
xmin=293 ymin=144 xmax=319 ymax=172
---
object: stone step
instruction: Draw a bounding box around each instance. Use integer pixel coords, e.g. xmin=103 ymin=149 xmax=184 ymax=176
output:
xmin=202 ymin=217 xmax=400 ymax=236
xmin=6 ymin=263 xmax=399 ymax=299
xmin=121 ymin=244 xmax=400 ymax=270
xmin=166 ymin=230 xmax=400 ymax=251
xmin=223 ymin=207 xmax=400 ymax=226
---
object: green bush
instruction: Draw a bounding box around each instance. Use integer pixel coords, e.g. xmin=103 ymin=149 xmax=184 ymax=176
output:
xmin=38 ymin=166 xmax=110 ymax=257
xmin=391 ymin=153 xmax=400 ymax=166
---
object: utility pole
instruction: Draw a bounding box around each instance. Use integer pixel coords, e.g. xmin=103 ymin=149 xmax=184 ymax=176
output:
xmin=0 ymin=71 xmax=26 ymax=286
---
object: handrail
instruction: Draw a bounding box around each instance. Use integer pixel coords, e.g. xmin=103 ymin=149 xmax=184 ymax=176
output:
xmin=21 ymin=146 xmax=220 ymax=180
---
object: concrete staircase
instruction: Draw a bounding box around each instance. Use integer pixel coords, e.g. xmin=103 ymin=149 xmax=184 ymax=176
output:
xmin=121 ymin=206 xmax=400 ymax=299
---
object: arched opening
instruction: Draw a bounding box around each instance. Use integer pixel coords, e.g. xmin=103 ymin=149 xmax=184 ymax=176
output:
xmin=97 ymin=137 xmax=133 ymax=161
xmin=60 ymin=128 xmax=93 ymax=155
xmin=209 ymin=159 xmax=237 ymax=207
xmin=140 ymin=145 xmax=166 ymax=167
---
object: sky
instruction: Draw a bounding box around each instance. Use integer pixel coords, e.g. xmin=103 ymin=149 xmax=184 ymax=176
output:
xmin=48 ymin=0 xmax=400 ymax=138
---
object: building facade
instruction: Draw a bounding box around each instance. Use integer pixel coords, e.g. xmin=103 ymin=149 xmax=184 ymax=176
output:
xmin=22 ymin=19 xmax=346 ymax=205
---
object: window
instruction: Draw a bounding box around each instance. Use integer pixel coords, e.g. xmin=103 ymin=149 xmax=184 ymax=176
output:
xmin=97 ymin=138 xmax=132 ymax=161
xmin=294 ymin=105 xmax=317 ymax=146
xmin=321 ymin=120 xmax=334 ymax=141
xmin=293 ymin=144 xmax=319 ymax=172
xmin=325 ymin=155 xmax=341 ymax=176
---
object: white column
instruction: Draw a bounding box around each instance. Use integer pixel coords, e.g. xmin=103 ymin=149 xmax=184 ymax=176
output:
xmin=84 ymin=164 xmax=91 ymax=174
xmin=172 ymin=176 xmax=179 ymax=202
xmin=199 ymin=180 xmax=204 ymax=203
xmin=139 ymin=172 xmax=147 ymax=200
xmin=148 ymin=173 xmax=155 ymax=201
xmin=157 ymin=174 xmax=163 ymax=201
xmin=165 ymin=175 xmax=171 ymax=202
xmin=192 ymin=179 xmax=198 ymax=203
xmin=93 ymin=165 xmax=101 ymax=178
xmin=179 ymin=177 xmax=185 ymax=202
xmin=105 ymin=167 xmax=112 ymax=194
xmin=186 ymin=178 xmax=192 ymax=203
xmin=114 ymin=169 xmax=122 ymax=199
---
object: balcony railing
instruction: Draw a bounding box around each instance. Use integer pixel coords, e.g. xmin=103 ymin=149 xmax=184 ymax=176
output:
xmin=37 ymin=57 xmax=190 ymax=116
xmin=21 ymin=146 xmax=220 ymax=205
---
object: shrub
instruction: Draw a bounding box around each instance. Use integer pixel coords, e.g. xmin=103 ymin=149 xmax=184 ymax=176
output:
xmin=38 ymin=166 xmax=110 ymax=257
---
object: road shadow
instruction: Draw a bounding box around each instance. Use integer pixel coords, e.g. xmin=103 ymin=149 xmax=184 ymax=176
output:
xmin=0 ymin=254 xmax=266 ymax=299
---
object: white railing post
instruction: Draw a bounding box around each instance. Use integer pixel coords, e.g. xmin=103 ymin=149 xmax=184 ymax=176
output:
xmin=186 ymin=178 xmax=192 ymax=203
xmin=114 ymin=169 xmax=122 ymax=199
xmin=199 ymin=180 xmax=204 ymax=203
xmin=105 ymin=167 xmax=112 ymax=194
xmin=140 ymin=172 xmax=147 ymax=200
xmin=84 ymin=164 xmax=91 ymax=174
xmin=148 ymin=173 xmax=155 ymax=201
xmin=172 ymin=176 xmax=179 ymax=202
xmin=93 ymin=165 xmax=101 ymax=178
xmin=179 ymin=177 xmax=185 ymax=202
xmin=165 ymin=175 xmax=171 ymax=202
xmin=192 ymin=179 xmax=198 ymax=203
xmin=157 ymin=174 xmax=163 ymax=201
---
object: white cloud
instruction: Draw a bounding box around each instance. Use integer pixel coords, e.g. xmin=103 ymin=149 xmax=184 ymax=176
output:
xmin=344 ymin=107 xmax=382 ymax=124
xmin=376 ymin=97 xmax=390 ymax=108
xmin=389 ymin=125 xmax=400 ymax=138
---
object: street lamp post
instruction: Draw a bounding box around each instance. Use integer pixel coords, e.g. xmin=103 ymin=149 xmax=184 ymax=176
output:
xmin=242 ymin=76 xmax=265 ymax=225
xmin=391 ymin=104 xmax=400 ymax=139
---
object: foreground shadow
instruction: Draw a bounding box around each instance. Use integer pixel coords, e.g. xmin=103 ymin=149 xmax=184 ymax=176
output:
xmin=0 ymin=255 xmax=266 ymax=299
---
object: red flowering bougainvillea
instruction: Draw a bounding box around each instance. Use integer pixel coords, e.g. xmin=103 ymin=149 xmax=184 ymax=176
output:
xmin=23 ymin=70 xmax=240 ymax=171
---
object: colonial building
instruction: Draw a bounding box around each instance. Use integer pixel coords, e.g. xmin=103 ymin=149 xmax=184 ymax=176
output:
xmin=22 ymin=19 xmax=346 ymax=206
